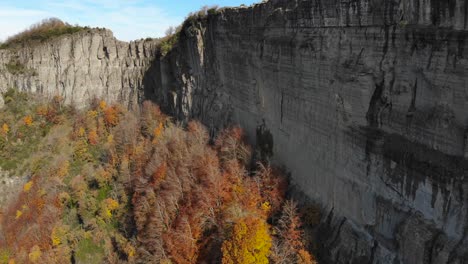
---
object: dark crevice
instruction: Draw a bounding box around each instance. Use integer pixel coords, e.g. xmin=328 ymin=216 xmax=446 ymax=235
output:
xmin=408 ymin=79 xmax=418 ymax=115
xmin=280 ymin=90 xmax=284 ymax=123
xmin=366 ymin=78 xmax=386 ymax=128
xmin=369 ymin=240 xmax=379 ymax=264
xmin=103 ymin=46 xmax=110 ymax=59
xmin=329 ymin=217 xmax=347 ymax=248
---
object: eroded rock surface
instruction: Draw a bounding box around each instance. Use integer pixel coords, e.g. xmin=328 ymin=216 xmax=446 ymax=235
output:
xmin=151 ymin=0 xmax=468 ymax=263
xmin=0 ymin=29 xmax=158 ymax=108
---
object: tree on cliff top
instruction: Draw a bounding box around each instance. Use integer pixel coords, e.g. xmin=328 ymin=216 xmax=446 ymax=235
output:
xmin=0 ymin=18 xmax=87 ymax=49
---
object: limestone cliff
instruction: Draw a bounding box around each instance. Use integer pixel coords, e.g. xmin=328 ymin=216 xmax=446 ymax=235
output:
xmin=0 ymin=28 xmax=158 ymax=108
xmin=150 ymin=0 xmax=468 ymax=263
xmin=1 ymin=0 xmax=468 ymax=263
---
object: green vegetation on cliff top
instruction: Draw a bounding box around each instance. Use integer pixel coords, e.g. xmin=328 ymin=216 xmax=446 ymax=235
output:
xmin=0 ymin=18 xmax=87 ymax=50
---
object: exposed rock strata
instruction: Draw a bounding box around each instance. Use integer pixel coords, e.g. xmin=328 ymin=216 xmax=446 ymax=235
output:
xmin=1 ymin=0 xmax=467 ymax=263
xmin=150 ymin=0 xmax=468 ymax=263
xmin=0 ymin=29 xmax=158 ymax=108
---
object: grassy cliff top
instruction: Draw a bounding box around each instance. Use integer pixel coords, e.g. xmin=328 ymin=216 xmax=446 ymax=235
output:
xmin=0 ymin=18 xmax=88 ymax=50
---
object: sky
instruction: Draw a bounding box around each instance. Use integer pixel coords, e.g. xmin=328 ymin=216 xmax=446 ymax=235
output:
xmin=0 ymin=0 xmax=261 ymax=42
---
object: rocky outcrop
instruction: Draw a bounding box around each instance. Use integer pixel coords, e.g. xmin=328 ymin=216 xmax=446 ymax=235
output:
xmin=0 ymin=29 xmax=158 ymax=108
xmin=150 ymin=0 xmax=468 ymax=263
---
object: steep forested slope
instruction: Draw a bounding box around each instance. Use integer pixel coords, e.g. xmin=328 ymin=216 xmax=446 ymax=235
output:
xmin=0 ymin=90 xmax=317 ymax=264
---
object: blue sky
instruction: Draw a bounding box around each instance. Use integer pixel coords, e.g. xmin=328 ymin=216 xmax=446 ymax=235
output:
xmin=0 ymin=0 xmax=261 ymax=42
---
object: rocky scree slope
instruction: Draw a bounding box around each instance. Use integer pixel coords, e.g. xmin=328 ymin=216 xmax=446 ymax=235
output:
xmin=150 ymin=0 xmax=468 ymax=263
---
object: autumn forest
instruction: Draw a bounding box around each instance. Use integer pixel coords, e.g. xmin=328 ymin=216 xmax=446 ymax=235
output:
xmin=0 ymin=90 xmax=318 ymax=264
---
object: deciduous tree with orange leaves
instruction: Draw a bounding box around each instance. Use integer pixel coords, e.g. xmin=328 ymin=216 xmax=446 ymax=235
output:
xmin=23 ymin=115 xmax=33 ymax=126
xmin=103 ymin=106 xmax=120 ymax=127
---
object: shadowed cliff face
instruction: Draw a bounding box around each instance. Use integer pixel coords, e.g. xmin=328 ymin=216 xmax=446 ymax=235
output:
xmin=0 ymin=29 xmax=158 ymax=109
xmin=150 ymin=0 xmax=468 ymax=263
xmin=1 ymin=0 xmax=468 ymax=263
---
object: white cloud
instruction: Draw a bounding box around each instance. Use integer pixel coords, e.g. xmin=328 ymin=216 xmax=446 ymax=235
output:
xmin=0 ymin=0 xmax=183 ymax=42
xmin=0 ymin=7 xmax=50 ymax=41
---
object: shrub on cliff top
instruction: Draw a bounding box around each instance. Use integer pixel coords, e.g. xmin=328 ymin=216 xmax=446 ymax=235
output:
xmin=0 ymin=18 xmax=86 ymax=49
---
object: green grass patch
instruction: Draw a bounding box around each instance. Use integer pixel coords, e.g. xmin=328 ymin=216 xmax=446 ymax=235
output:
xmin=74 ymin=238 xmax=105 ymax=264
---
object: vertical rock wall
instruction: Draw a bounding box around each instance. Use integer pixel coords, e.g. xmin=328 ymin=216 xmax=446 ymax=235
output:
xmin=151 ymin=0 xmax=468 ymax=263
xmin=0 ymin=29 xmax=158 ymax=108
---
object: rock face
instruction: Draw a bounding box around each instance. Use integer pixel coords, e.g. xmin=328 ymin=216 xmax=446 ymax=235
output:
xmin=1 ymin=0 xmax=468 ymax=263
xmin=149 ymin=0 xmax=468 ymax=263
xmin=0 ymin=29 xmax=158 ymax=108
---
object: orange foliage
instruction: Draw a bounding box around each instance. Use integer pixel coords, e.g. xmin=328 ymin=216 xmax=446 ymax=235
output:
xmin=151 ymin=162 xmax=167 ymax=187
xmin=152 ymin=122 xmax=164 ymax=144
xmin=87 ymin=129 xmax=98 ymax=145
xmin=36 ymin=103 xmax=63 ymax=124
xmin=103 ymin=106 xmax=120 ymax=127
xmin=2 ymin=123 xmax=9 ymax=136
xmin=0 ymin=98 xmax=317 ymax=264
xmin=99 ymin=100 xmax=107 ymax=110
xmin=298 ymin=249 xmax=317 ymax=264
xmin=23 ymin=115 xmax=33 ymax=126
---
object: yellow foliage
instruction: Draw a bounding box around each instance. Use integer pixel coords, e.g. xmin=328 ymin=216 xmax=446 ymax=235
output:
xmin=51 ymin=230 xmax=61 ymax=246
xmin=104 ymin=208 xmax=112 ymax=218
xmin=101 ymin=198 xmax=119 ymax=219
xmin=152 ymin=122 xmax=164 ymax=144
xmin=23 ymin=181 xmax=33 ymax=192
xmin=28 ymin=245 xmax=41 ymax=263
xmin=15 ymin=210 xmax=22 ymax=219
xmin=99 ymin=100 xmax=107 ymax=110
xmin=58 ymin=192 xmax=71 ymax=205
xmin=23 ymin=115 xmax=33 ymax=126
xmin=78 ymin=127 xmax=85 ymax=137
xmin=56 ymin=161 xmax=70 ymax=178
xmin=222 ymin=217 xmax=272 ymax=264
xmin=87 ymin=110 xmax=98 ymax=119
xmin=105 ymin=198 xmax=119 ymax=210
xmin=107 ymin=134 xmax=114 ymax=144
xmin=233 ymin=184 xmax=244 ymax=194
xmin=51 ymin=226 xmax=67 ymax=247
xmin=261 ymin=201 xmax=271 ymax=213
xmin=38 ymin=188 xmax=47 ymax=197
xmin=1 ymin=123 xmax=9 ymax=135
xmin=125 ymin=244 xmax=136 ymax=258
xmin=74 ymin=140 xmax=89 ymax=161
